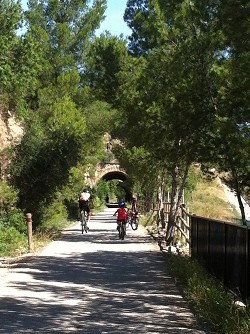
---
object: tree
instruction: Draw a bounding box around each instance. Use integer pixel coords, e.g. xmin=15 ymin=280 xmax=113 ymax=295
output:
xmin=84 ymin=32 xmax=129 ymax=106
xmin=24 ymin=0 xmax=107 ymax=89
xmin=124 ymin=0 xmax=168 ymax=56
xmin=0 ymin=0 xmax=41 ymax=110
xmin=206 ymin=0 xmax=250 ymax=224
xmin=119 ymin=0 xmax=226 ymax=242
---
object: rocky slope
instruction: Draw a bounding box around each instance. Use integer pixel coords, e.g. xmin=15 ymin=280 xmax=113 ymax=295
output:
xmin=0 ymin=110 xmax=24 ymax=178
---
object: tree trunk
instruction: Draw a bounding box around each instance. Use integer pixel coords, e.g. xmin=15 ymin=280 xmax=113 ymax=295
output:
xmin=232 ymin=168 xmax=247 ymax=226
xmin=166 ymin=165 xmax=179 ymax=245
xmin=166 ymin=163 xmax=190 ymax=245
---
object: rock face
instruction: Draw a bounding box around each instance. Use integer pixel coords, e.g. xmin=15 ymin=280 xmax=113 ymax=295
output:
xmin=0 ymin=110 xmax=24 ymax=179
xmin=0 ymin=111 xmax=23 ymax=149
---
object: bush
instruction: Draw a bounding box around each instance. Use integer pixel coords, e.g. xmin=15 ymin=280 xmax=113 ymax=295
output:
xmin=7 ymin=208 xmax=26 ymax=233
xmin=0 ymin=227 xmax=27 ymax=256
xmin=40 ymin=196 xmax=68 ymax=233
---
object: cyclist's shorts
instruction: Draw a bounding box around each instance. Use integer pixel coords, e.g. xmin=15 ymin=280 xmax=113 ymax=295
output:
xmin=80 ymin=205 xmax=90 ymax=213
xmin=117 ymin=220 xmax=126 ymax=224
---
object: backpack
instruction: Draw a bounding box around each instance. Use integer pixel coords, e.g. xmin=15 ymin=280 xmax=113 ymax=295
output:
xmin=79 ymin=196 xmax=88 ymax=205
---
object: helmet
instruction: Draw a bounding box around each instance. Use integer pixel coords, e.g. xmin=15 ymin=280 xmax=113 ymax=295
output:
xmin=118 ymin=201 xmax=125 ymax=208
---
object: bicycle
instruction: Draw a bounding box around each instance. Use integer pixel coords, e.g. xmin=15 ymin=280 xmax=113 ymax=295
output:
xmin=127 ymin=210 xmax=139 ymax=230
xmin=81 ymin=210 xmax=89 ymax=234
xmin=117 ymin=221 xmax=126 ymax=240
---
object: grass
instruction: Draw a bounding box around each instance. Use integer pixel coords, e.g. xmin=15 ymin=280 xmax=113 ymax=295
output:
xmin=187 ymin=176 xmax=241 ymax=223
xmin=166 ymin=254 xmax=250 ymax=334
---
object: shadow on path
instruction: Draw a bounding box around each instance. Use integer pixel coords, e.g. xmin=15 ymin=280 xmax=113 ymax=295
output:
xmin=0 ymin=209 xmax=208 ymax=333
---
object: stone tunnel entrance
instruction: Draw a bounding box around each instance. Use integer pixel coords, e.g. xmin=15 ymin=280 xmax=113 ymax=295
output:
xmin=102 ymin=171 xmax=132 ymax=202
xmin=93 ymin=163 xmax=132 ymax=203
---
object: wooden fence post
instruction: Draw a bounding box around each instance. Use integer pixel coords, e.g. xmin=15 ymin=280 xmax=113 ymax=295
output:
xmin=26 ymin=213 xmax=33 ymax=252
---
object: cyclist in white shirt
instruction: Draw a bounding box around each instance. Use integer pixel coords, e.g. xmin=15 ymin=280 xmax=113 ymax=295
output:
xmin=78 ymin=189 xmax=91 ymax=222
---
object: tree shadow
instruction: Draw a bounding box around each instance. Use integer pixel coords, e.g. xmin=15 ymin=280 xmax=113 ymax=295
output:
xmin=0 ymin=214 xmax=208 ymax=333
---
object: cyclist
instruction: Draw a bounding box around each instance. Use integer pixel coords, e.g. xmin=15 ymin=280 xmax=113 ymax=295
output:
xmin=128 ymin=195 xmax=139 ymax=230
xmin=113 ymin=201 xmax=128 ymax=239
xmin=131 ymin=195 xmax=138 ymax=214
xmin=78 ymin=189 xmax=91 ymax=222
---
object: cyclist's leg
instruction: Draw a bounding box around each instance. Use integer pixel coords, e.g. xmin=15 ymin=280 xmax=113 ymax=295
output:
xmin=86 ymin=206 xmax=91 ymax=222
xmin=120 ymin=221 xmax=126 ymax=240
xmin=123 ymin=220 xmax=127 ymax=235
xmin=117 ymin=221 xmax=121 ymax=238
xmin=80 ymin=210 xmax=85 ymax=233
xmin=84 ymin=210 xmax=89 ymax=232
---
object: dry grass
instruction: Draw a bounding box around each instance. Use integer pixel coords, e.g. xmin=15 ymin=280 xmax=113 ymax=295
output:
xmin=187 ymin=177 xmax=241 ymax=223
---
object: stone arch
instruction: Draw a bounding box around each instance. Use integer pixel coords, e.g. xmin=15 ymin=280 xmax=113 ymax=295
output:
xmin=94 ymin=163 xmax=127 ymax=183
xmin=94 ymin=163 xmax=132 ymax=201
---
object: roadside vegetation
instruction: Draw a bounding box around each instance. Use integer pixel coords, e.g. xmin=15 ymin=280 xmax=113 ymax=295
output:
xmin=187 ymin=171 xmax=241 ymax=224
xmin=167 ymin=254 xmax=250 ymax=334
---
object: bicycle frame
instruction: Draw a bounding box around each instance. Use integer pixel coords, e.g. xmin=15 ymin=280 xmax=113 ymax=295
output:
xmin=81 ymin=210 xmax=89 ymax=234
xmin=127 ymin=210 xmax=139 ymax=230
xmin=117 ymin=221 xmax=126 ymax=240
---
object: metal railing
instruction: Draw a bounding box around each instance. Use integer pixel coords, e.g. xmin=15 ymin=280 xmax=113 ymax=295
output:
xmin=140 ymin=201 xmax=250 ymax=301
xmin=191 ymin=215 xmax=250 ymax=301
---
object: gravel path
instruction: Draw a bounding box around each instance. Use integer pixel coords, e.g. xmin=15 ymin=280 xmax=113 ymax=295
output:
xmin=0 ymin=208 xmax=208 ymax=333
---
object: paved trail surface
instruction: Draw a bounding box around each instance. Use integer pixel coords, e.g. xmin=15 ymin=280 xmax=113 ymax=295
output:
xmin=0 ymin=208 xmax=208 ymax=333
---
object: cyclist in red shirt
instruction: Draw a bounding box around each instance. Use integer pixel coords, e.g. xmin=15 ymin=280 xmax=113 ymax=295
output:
xmin=113 ymin=201 xmax=128 ymax=239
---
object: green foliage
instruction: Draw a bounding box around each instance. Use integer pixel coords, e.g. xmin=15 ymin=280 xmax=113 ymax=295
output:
xmin=168 ymin=254 xmax=250 ymax=334
xmin=112 ymin=144 xmax=160 ymax=198
xmin=85 ymin=32 xmax=129 ymax=106
xmin=39 ymin=193 xmax=68 ymax=233
xmin=0 ymin=179 xmax=18 ymax=210
xmin=95 ymin=179 xmax=126 ymax=204
xmin=0 ymin=179 xmax=27 ymax=256
xmin=124 ymin=0 xmax=168 ymax=56
xmin=0 ymin=1 xmax=43 ymax=110
xmin=184 ymin=166 xmax=202 ymax=202
xmin=5 ymin=208 xmax=27 ymax=234
xmin=0 ymin=227 xmax=27 ymax=257
xmin=95 ymin=180 xmax=110 ymax=203
xmin=24 ymin=0 xmax=107 ymax=88
xmin=0 ymin=180 xmax=26 ymax=231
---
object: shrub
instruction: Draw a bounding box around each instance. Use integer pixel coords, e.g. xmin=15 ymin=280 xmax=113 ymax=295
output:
xmin=40 ymin=196 xmax=68 ymax=233
xmin=0 ymin=227 xmax=27 ymax=256
xmin=167 ymin=254 xmax=250 ymax=334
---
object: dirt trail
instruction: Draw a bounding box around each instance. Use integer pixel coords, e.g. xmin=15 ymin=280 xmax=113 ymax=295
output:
xmin=0 ymin=208 xmax=208 ymax=333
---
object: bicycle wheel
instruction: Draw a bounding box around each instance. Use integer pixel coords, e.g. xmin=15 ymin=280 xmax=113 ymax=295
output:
xmin=81 ymin=211 xmax=86 ymax=234
xmin=131 ymin=216 xmax=139 ymax=230
xmin=120 ymin=223 xmax=125 ymax=240
xmin=84 ymin=221 xmax=89 ymax=233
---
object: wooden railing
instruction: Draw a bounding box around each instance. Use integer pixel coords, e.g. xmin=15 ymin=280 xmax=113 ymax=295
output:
xmin=143 ymin=201 xmax=191 ymax=253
